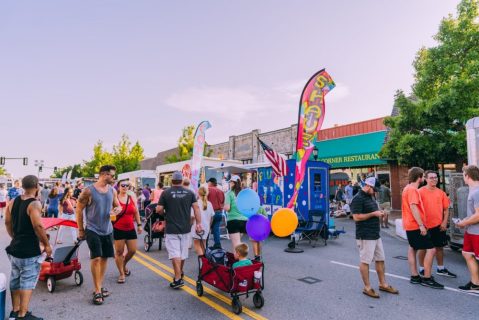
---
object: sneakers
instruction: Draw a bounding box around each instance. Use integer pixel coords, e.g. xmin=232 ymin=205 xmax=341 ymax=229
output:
xmin=436 ymin=268 xmax=457 ymax=278
xmin=458 ymin=282 xmax=479 ymax=293
xmin=9 ymin=311 xmax=18 ymax=320
xmin=169 ymin=278 xmax=184 ymax=289
xmin=410 ymin=275 xmax=422 ymax=284
xmin=17 ymin=311 xmax=44 ymax=320
xmin=420 ymin=277 xmax=444 ymax=289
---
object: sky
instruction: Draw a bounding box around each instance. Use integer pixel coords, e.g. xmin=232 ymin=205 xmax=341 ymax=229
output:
xmin=0 ymin=0 xmax=460 ymax=178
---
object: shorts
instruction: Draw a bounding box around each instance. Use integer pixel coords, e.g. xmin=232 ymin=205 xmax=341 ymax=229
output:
xmin=0 ymin=201 xmax=6 ymax=208
xmin=427 ymin=225 xmax=448 ymax=248
xmin=227 ymin=220 xmax=247 ymax=234
xmin=356 ymin=239 xmax=385 ymax=264
xmin=406 ymin=229 xmax=434 ymax=250
xmin=85 ymin=229 xmax=114 ymax=259
xmin=463 ymin=232 xmax=479 ymax=260
xmin=379 ymin=202 xmax=391 ymax=213
xmin=165 ymin=234 xmax=190 ymax=260
xmin=113 ymin=228 xmax=137 ymax=240
xmin=8 ymin=255 xmax=41 ymax=290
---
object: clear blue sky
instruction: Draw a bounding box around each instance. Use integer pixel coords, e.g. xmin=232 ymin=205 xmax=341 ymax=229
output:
xmin=0 ymin=0 xmax=460 ymax=177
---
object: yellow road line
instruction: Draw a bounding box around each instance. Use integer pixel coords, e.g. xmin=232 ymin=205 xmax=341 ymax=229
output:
xmin=135 ymin=251 xmax=268 ymax=320
xmin=132 ymin=255 xmax=243 ymax=320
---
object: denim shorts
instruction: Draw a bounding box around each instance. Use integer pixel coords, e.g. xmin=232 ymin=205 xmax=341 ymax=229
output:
xmin=8 ymin=255 xmax=41 ymax=290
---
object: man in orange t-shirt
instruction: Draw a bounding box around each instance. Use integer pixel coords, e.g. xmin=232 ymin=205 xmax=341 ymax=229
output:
xmin=418 ymin=170 xmax=456 ymax=278
xmin=401 ymin=167 xmax=444 ymax=289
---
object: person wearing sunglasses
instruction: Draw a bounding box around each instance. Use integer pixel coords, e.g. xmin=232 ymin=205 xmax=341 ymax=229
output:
xmin=113 ymin=179 xmax=142 ymax=284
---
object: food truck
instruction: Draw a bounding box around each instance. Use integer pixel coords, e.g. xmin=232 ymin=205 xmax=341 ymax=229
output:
xmin=117 ymin=170 xmax=157 ymax=190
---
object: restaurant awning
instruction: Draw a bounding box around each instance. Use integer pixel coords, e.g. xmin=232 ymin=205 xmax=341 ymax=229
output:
xmin=314 ymin=131 xmax=387 ymax=168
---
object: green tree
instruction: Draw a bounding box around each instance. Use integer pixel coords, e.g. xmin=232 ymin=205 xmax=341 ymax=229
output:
xmin=380 ymin=0 xmax=479 ymax=169
xmin=51 ymin=164 xmax=82 ymax=179
xmin=81 ymin=141 xmax=113 ymax=177
xmin=0 ymin=167 xmax=7 ymax=176
xmin=165 ymin=125 xmax=213 ymax=163
xmin=111 ymin=134 xmax=145 ymax=174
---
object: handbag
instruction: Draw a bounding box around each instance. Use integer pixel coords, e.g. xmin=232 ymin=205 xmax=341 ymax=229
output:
xmin=112 ymin=196 xmax=130 ymax=225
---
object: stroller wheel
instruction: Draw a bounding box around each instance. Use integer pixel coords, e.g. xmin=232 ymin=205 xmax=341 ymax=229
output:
xmin=231 ymin=297 xmax=242 ymax=315
xmin=196 ymin=281 xmax=203 ymax=297
xmin=144 ymin=235 xmax=151 ymax=252
xmin=74 ymin=271 xmax=83 ymax=286
xmin=47 ymin=276 xmax=56 ymax=293
xmin=253 ymin=292 xmax=265 ymax=308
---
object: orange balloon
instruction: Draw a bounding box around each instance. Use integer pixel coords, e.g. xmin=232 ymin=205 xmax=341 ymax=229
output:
xmin=271 ymin=208 xmax=298 ymax=237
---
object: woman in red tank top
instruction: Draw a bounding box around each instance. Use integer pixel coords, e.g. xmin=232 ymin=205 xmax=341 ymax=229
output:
xmin=113 ymin=179 xmax=142 ymax=284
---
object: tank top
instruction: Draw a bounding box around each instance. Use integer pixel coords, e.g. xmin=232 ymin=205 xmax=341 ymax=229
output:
xmin=85 ymin=185 xmax=114 ymax=236
xmin=113 ymin=195 xmax=136 ymax=231
xmin=6 ymin=197 xmax=41 ymax=258
xmin=62 ymin=198 xmax=75 ymax=214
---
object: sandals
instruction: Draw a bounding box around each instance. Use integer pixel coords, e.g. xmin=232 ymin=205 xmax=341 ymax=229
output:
xmin=362 ymin=288 xmax=380 ymax=298
xmin=101 ymin=288 xmax=110 ymax=297
xmin=92 ymin=293 xmax=103 ymax=305
xmin=117 ymin=277 xmax=126 ymax=284
xmin=379 ymin=285 xmax=399 ymax=294
xmin=124 ymin=269 xmax=131 ymax=277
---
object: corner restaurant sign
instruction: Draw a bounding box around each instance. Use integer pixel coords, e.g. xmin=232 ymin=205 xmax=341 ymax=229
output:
xmin=318 ymin=152 xmax=385 ymax=167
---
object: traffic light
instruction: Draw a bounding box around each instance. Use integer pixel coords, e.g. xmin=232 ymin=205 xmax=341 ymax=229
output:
xmin=0 ymin=157 xmax=4 ymax=165
xmin=23 ymin=157 xmax=28 ymax=166
xmin=54 ymin=167 xmax=58 ymax=172
xmin=39 ymin=166 xmax=42 ymax=172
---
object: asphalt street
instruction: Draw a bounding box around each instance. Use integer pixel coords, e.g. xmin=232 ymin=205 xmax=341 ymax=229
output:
xmin=0 ymin=217 xmax=477 ymax=320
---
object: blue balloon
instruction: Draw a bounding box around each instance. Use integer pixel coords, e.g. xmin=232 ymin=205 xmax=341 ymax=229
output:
xmin=236 ymin=188 xmax=261 ymax=218
xmin=246 ymin=214 xmax=271 ymax=242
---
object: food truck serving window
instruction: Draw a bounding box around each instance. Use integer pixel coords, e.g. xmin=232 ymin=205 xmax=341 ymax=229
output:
xmin=314 ymin=173 xmax=322 ymax=192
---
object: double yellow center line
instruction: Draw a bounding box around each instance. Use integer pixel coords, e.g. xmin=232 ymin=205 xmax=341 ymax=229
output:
xmin=133 ymin=251 xmax=268 ymax=320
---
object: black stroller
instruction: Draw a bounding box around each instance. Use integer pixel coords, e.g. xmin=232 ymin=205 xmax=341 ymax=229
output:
xmin=143 ymin=203 xmax=165 ymax=252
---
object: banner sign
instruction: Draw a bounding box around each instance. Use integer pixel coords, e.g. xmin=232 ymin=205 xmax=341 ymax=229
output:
xmin=191 ymin=120 xmax=211 ymax=193
xmin=257 ymin=167 xmax=283 ymax=206
xmin=287 ymin=69 xmax=335 ymax=208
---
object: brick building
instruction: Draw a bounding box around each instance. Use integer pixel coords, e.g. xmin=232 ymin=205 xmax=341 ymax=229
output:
xmin=141 ymin=117 xmax=409 ymax=210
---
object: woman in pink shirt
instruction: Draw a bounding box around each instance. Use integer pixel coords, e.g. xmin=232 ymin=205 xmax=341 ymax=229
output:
xmin=150 ymin=182 xmax=164 ymax=204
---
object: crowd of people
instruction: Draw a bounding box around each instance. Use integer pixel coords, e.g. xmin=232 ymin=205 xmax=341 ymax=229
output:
xmin=350 ymin=165 xmax=479 ymax=298
xmin=3 ymin=165 xmax=263 ymax=319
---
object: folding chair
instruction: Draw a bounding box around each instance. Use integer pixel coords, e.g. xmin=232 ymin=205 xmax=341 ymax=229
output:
xmin=295 ymin=210 xmax=328 ymax=247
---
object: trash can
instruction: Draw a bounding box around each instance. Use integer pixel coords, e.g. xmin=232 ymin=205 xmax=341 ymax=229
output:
xmin=0 ymin=272 xmax=6 ymax=320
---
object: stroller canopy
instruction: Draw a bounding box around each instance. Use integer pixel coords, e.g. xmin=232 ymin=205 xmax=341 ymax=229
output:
xmin=41 ymin=217 xmax=78 ymax=230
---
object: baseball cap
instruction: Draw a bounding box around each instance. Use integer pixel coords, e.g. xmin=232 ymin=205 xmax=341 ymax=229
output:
xmin=365 ymin=177 xmax=377 ymax=190
xmin=228 ymin=175 xmax=241 ymax=183
xmin=172 ymin=171 xmax=183 ymax=181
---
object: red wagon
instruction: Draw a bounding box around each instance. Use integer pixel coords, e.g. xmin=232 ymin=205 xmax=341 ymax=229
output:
xmin=196 ymin=250 xmax=265 ymax=315
xmin=39 ymin=218 xmax=84 ymax=293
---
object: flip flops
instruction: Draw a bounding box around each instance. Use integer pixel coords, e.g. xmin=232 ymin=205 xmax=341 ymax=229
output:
xmin=379 ymin=285 xmax=399 ymax=294
xmin=362 ymin=288 xmax=380 ymax=298
xmin=92 ymin=293 xmax=104 ymax=305
xmin=124 ymin=269 xmax=131 ymax=277
xmin=117 ymin=277 xmax=126 ymax=284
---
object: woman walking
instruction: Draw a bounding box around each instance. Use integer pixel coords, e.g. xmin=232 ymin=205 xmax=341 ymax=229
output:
xmin=191 ymin=186 xmax=215 ymax=255
xmin=46 ymin=187 xmax=62 ymax=218
xmin=57 ymin=188 xmax=77 ymax=244
xmin=224 ymin=175 xmax=248 ymax=251
xmin=113 ymin=179 xmax=142 ymax=284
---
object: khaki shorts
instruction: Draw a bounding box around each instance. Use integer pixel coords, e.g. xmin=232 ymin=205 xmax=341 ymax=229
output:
xmin=379 ymin=202 xmax=391 ymax=213
xmin=356 ymin=238 xmax=385 ymax=264
xmin=165 ymin=234 xmax=190 ymax=260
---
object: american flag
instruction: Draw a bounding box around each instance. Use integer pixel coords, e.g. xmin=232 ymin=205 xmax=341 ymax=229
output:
xmin=257 ymin=138 xmax=288 ymax=177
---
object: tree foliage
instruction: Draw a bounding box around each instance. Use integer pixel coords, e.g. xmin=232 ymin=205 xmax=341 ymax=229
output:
xmin=0 ymin=167 xmax=7 ymax=176
xmin=165 ymin=125 xmax=213 ymax=164
xmin=380 ymin=0 xmax=479 ymax=169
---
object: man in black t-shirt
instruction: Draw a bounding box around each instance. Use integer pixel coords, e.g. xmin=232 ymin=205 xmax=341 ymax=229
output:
xmin=351 ymin=177 xmax=398 ymax=298
xmin=157 ymin=171 xmax=202 ymax=289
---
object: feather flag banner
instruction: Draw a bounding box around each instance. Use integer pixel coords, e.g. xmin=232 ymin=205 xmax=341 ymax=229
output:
xmin=190 ymin=120 xmax=212 ymax=193
xmin=287 ymin=69 xmax=335 ymax=209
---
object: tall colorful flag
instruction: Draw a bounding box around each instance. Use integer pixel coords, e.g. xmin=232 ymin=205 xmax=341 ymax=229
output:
xmin=287 ymin=69 xmax=335 ymax=209
xmin=258 ymin=138 xmax=287 ymax=177
xmin=191 ymin=120 xmax=212 ymax=193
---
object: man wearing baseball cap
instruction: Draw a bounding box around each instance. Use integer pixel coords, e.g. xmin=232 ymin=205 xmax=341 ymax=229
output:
xmin=156 ymin=171 xmax=202 ymax=289
xmin=351 ymin=177 xmax=399 ymax=298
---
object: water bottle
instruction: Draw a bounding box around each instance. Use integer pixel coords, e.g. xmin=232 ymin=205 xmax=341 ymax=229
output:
xmin=0 ymin=272 xmax=6 ymax=320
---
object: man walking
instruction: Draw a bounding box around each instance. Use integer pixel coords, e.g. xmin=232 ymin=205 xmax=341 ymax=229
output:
xmin=207 ymin=177 xmax=225 ymax=249
xmin=456 ymin=165 xmax=479 ymax=292
xmin=76 ymin=165 xmax=121 ymax=305
xmin=351 ymin=177 xmax=398 ymax=298
xmin=378 ymin=180 xmax=391 ymax=228
xmin=418 ymin=171 xmax=456 ymax=278
xmin=402 ymin=167 xmax=444 ymax=289
xmin=157 ymin=171 xmax=202 ymax=289
xmin=5 ymin=175 xmax=52 ymax=320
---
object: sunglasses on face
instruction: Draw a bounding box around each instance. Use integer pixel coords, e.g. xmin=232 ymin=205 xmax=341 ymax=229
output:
xmin=120 ymin=184 xmax=130 ymax=188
